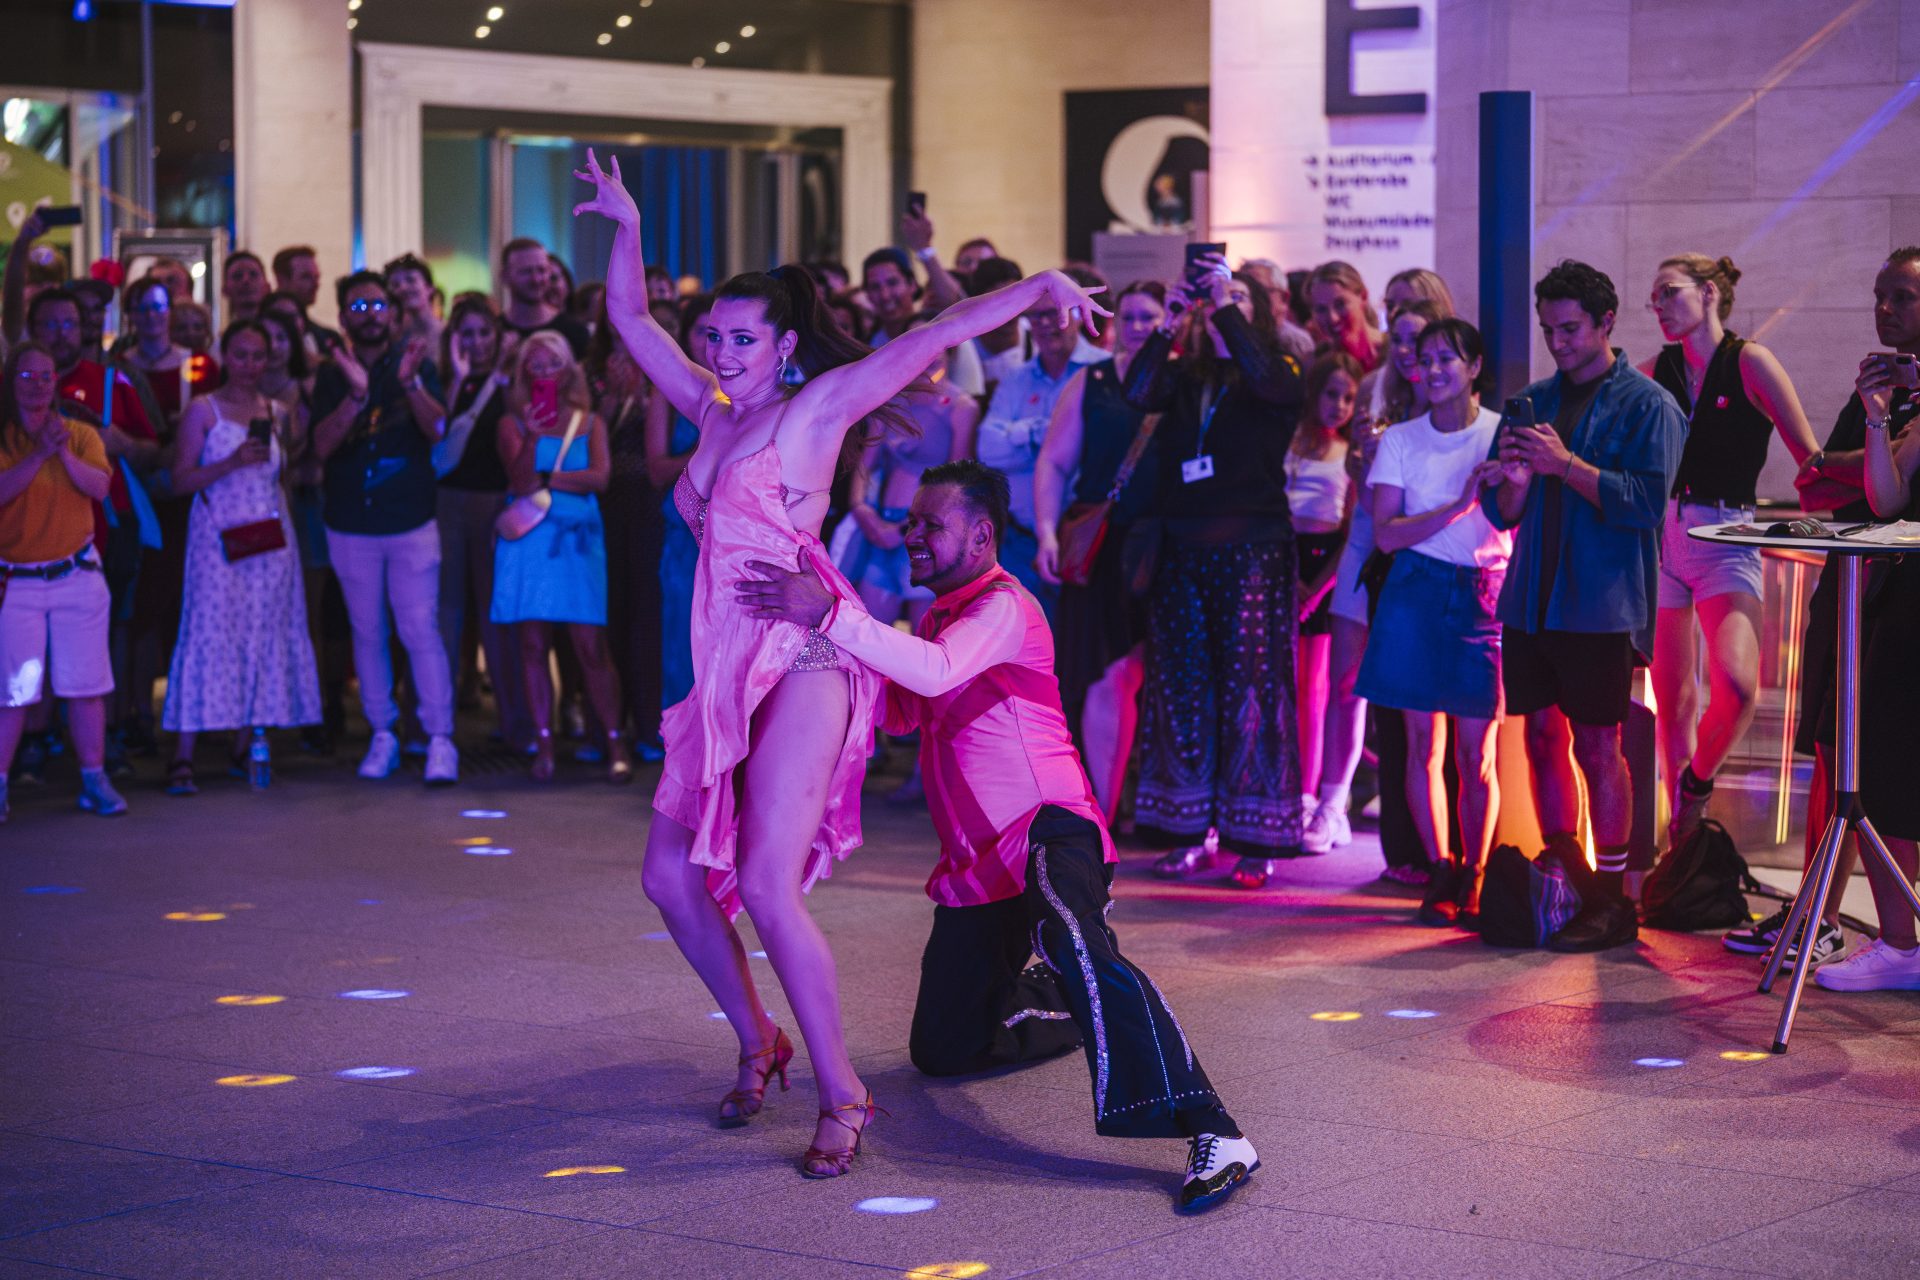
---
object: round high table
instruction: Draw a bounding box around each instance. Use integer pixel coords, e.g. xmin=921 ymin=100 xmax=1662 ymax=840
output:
xmin=1689 ymin=521 xmax=1920 ymax=1052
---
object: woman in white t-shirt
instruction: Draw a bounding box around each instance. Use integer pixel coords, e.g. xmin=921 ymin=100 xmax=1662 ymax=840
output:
xmin=1354 ymin=318 xmax=1512 ymax=927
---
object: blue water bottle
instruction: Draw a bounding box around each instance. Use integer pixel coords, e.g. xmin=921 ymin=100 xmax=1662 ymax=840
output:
xmin=248 ymin=728 xmax=271 ymax=790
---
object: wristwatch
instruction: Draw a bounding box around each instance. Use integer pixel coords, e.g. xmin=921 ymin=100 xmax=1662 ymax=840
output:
xmin=914 ymin=246 xmax=937 ymax=263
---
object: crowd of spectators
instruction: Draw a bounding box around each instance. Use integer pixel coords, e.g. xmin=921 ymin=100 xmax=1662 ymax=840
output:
xmin=3 ymin=201 xmax=1917 ymax=993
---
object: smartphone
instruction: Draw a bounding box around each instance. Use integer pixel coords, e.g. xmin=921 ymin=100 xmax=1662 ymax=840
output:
xmin=1501 ymin=395 xmax=1536 ymax=431
xmin=38 ymin=205 xmax=83 ymax=228
xmin=248 ymin=416 xmax=273 ymax=445
xmin=906 ymin=191 xmax=927 ymax=218
xmin=529 ymin=376 xmax=560 ymax=423
xmin=1184 ymin=242 xmax=1227 ymax=291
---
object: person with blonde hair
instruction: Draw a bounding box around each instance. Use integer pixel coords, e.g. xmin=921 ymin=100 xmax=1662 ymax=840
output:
xmin=1305 ymin=260 xmax=1385 ymax=374
xmin=1638 ymin=253 xmax=1819 ymax=848
xmin=491 ymin=330 xmax=630 ymax=782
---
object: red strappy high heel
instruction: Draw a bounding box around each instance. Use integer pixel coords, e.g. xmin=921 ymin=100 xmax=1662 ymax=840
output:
xmin=799 ymin=1093 xmax=887 ymax=1179
xmin=717 ymin=1027 xmax=794 ymax=1128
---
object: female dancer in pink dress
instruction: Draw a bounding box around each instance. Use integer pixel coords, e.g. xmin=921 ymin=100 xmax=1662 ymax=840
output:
xmin=575 ymin=151 xmax=1107 ymax=1176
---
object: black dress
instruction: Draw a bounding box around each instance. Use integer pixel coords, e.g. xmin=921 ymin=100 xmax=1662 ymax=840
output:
xmin=1055 ymin=359 xmax=1157 ymax=740
xmin=599 ymin=392 xmax=666 ymax=744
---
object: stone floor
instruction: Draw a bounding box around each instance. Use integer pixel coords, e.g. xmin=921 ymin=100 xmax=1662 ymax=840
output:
xmin=3 ymin=742 xmax=1918 ymax=1279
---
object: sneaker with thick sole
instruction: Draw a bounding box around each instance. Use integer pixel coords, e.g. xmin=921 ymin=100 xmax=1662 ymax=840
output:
xmin=424 ymin=736 xmax=459 ymax=787
xmin=1779 ymin=920 xmax=1845 ymax=966
xmin=358 ymin=731 xmax=402 ymax=780
xmin=1302 ymin=802 xmax=1345 ymax=855
xmin=76 ymin=771 xmax=129 ymax=817
xmin=1178 ymin=1134 xmax=1259 ymax=1214
xmin=1813 ymin=939 xmax=1920 ymax=992
xmin=1723 ymin=904 xmax=1791 ymax=955
xmin=1547 ymin=895 xmax=1639 ymax=953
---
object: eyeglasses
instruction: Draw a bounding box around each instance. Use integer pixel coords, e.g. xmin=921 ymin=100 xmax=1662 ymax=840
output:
xmin=1645 ymin=283 xmax=1699 ymax=310
xmin=347 ymin=299 xmax=389 ymax=313
xmin=130 ymin=302 xmax=169 ymax=315
xmin=15 ymin=369 xmax=57 ymax=384
xmin=33 ymin=319 xmax=80 ymax=334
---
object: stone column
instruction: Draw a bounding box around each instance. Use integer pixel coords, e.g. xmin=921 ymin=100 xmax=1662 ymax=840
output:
xmin=233 ymin=0 xmax=354 ymax=329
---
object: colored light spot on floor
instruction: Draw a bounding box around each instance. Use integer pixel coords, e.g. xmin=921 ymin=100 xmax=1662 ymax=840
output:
xmin=465 ymin=846 xmax=513 ymax=856
xmin=709 ymin=1011 xmax=729 ymax=1020
xmin=164 ymin=911 xmax=227 ymax=922
xmin=906 ymin=1265 xmax=989 ymax=1280
xmin=215 ymin=995 xmax=285 ymax=1006
xmin=1310 ymin=1011 xmax=1363 ymax=1022
xmin=462 ymin=809 xmax=508 ymax=819
xmin=358 ymin=899 xmax=382 ymax=905
xmin=1633 ymin=1057 xmax=1685 ymax=1069
xmin=457 ymin=837 xmax=495 ymax=846
xmin=339 ymin=989 xmax=410 ymax=1000
xmin=642 ymin=931 xmax=671 ymax=941
xmin=215 ymin=1074 xmax=295 ymax=1087
xmin=543 ymin=1165 xmax=625 ymax=1177
xmin=750 ymin=950 xmax=768 ymax=959
xmin=1385 ymin=1009 xmax=1439 ymax=1019
xmin=1720 ymin=1050 xmax=1770 ymax=1062
xmin=22 ymin=885 xmax=83 ymax=895
xmin=857 ymin=1197 xmax=938 ymax=1215
xmin=336 ymin=1066 xmax=416 ymax=1079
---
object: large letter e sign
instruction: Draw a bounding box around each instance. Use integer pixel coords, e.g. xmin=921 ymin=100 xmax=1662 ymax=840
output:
xmin=1325 ymin=0 xmax=1427 ymax=117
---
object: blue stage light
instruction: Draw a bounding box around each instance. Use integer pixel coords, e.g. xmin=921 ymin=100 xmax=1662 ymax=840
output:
xmin=22 ymin=885 xmax=83 ymax=895
xmin=336 ymin=1066 xmax=416 ymax=1079
xmin=857 ymin=1197 xmax=938 ymax=1214
xmin=465 ymin=846 xmax=513 ymax=856
xmin=339 ymin=989 xmax=411 ymax=1000
xmin=1633 ymin=1057 xmax=1685 ymax=1069
xmin=462 ymin=809 xmax=508 ymax=819
xmin=1385 ymin=1009 xmax=1439 ymax=1019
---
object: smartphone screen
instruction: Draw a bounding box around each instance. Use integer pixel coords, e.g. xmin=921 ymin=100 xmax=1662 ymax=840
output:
xmin=529 ymin=377 xmax=560 ymax=422
xmin=1184 ymin=242 xmax=1227 ymax=290
xmin=38 ymin=205 xmax=83 ymax=228
xmin=906 ymin=191 xmax=927 ymax=218
xmin=248 ymin=417 xmax=272 ymax=445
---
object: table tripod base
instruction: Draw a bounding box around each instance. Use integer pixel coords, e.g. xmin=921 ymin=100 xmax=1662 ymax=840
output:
xmin=1758 ymin=795 xmax=1920 ymax=1052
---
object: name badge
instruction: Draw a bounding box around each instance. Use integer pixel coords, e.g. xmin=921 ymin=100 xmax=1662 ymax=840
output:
xmin=1181 ymin=454 xmax=1215 ymax=484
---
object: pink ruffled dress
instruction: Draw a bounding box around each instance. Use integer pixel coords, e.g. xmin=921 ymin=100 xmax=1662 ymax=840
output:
xmin=653 ymin=421 xmax=879 ymax=917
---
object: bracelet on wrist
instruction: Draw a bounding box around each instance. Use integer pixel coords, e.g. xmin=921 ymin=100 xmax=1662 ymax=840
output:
xmin=1865 ymin=416 xmax=1890 ymax=433
xmin=1562 ymin=454 xmax=1576 ymax=479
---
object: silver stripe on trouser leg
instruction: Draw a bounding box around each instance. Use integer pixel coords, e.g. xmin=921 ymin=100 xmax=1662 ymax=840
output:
xmin=1033 ymin=840 xmax=1111 ymax=1119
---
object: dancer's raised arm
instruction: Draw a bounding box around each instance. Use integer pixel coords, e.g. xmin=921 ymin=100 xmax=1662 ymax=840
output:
xmin=794 ymin=269 xmax=1107 ymax=437
xmin=573 ymin=148 xmax=719 ymax=423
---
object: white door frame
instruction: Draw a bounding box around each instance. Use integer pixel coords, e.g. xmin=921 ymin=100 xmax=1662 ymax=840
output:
xmin=357 ymin=42 xmax=891 ymax=273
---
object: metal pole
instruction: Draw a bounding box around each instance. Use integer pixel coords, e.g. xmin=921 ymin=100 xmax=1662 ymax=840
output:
xmin=139 ymin=0 xmax=157 ymax=230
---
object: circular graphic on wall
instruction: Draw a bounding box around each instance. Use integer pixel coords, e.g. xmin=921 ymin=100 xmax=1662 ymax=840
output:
xmin=1101 ymin=116 xmax=1211 ymax=235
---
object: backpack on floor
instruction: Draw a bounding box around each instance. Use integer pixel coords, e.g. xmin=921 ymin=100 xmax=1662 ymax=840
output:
xmin=1641 ymin=819 xmax=1763 ymax=932
xmin=1478 ymin=843 xmax=1584 ymax=948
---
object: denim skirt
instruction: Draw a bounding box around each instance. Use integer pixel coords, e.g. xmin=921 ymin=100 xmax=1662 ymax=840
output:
xmin=1354 ymin=549 xmax=1505 ymax=719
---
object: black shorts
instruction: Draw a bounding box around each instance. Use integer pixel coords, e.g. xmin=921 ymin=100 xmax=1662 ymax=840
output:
xmin=1501 ymin=627 xmax=1635 ymax=726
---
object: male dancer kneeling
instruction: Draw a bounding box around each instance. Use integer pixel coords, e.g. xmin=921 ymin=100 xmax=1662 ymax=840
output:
xmin=738 ymin=459 xmax=1257 ymax=1213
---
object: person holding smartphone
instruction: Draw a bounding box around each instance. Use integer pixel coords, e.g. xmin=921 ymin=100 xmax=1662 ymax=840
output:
xmin=1123 ymin=253 xmax=1309 ymax=886
xmin=161 ymin=321 xmax=320 ymax=795
xmin=1638 ymin=253 xmax=1821 ymax=849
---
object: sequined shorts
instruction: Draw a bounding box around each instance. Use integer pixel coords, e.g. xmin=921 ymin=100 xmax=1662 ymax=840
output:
xmin=789 ymin=627 xmax=841 ymax=673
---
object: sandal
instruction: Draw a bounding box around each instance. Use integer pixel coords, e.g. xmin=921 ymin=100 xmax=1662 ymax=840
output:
xmin=1230 ymin=856 xmax=1277 ymax=890
xmin=165 ymin=758 xmax=198 ymax=797
xmin=800 ymin=1093 xmax=887 ymax=1179
xmin=606 ymin=730 xmax=634 ymax=786
xmin=717 ymin=1026 xmax=794 ymax=1128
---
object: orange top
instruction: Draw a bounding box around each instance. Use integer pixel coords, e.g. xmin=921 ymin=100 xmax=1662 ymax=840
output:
xmin=0 ymin=416 xmax=109 ymax=564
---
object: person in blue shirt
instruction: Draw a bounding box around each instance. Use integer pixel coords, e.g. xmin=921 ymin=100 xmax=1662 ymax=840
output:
xmin=1483 ymin=260 xmax=1684 ymax=953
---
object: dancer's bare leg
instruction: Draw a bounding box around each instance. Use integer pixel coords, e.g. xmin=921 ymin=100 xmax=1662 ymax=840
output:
xmin=640 ymin=811 xmax=777 ymax=1102
xmin=734 ymin=668 xmax=869 ymax=1160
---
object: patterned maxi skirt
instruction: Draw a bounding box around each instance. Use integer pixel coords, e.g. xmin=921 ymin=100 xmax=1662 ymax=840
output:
xmin=1137 ymin=535 xmax=1302 ymax=857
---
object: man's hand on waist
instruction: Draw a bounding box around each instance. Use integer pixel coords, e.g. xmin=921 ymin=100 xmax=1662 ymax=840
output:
xmin=736 ymin=557 xmax=834 ymax=629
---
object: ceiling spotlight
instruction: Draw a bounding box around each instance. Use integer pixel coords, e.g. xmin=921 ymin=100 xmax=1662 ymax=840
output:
xmin=486 ymin=4 xmax=503 ymax=17
xmin=616 ymin=13 xmax=630 ymax=25
xmin=691 ymin=56 xmax=705 ymax=67
xmin=740 ymin=24 xmax=755 ymax=37
xmin=714 ymin=40 xmax=730 ymax=52
xmin=639 ymin=0 xmax=652 ymax=7
xmin=474 ymin=23 xmax=490 ymax=37
xmin=596 ymin=31 xmax=612 ymax=44
xmin=346 ymin=0 xmax=360 ymax=9
xmin=346 ymin=16 xmax=357 ymax=27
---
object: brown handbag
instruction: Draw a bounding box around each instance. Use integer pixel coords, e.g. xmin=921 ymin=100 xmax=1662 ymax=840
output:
xmin=1056 ymin=412 xmax=1161 ymax=587
xmin=217 ymin=518 xmax=288 ymax=562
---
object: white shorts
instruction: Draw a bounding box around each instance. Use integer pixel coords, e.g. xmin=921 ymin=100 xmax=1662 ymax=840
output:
xmin=1 ymin=558 xmax=114 ymax=707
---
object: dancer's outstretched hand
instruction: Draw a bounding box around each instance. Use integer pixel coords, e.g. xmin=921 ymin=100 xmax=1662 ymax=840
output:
xmin=737 ymin=557 xmax=835 ymax=629
xmin=1037 ymin=269 xmax=1112 ymax=339
xmin=572 ymin=148 xmax=640 ymax=229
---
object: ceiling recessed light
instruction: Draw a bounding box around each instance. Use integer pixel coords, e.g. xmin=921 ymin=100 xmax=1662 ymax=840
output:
xmin=596 ymin=31 xmax=612 ymax=44
xmin=616 ymin=13 xmax=630 ymax=26
xmin=740 ymin=24 xmax=755 ymax=37
xmin=639 ymin=0 xmax=652 ymax=7
xmin=691 ymin=55 xmax=705 ymax=67
xmin=346 ymin=0 xmax=360 ymax=9
xmin=474 ymin=23 xmax=490 ymax=36
xmin=486 ymin=4 xmax=503 ymax=17
xmin=346 ymin=14 xmax=356 ymax=26
xmin=714 ymin=40 xmax=730 ymax=52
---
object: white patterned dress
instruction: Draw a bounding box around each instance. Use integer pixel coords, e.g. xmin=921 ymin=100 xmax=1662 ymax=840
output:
xmin=162 ymin=400 xmax=322 ymax=732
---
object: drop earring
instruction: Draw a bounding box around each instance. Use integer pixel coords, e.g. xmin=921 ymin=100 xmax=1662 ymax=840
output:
xmin=778 ymin=351 xmax=791 ymax=383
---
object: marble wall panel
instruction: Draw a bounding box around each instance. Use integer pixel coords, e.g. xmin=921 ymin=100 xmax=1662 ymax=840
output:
xmin=1629 ymin=0 xmax=1896 ymax=94
xmin=1623 ymin=198 xmax=1893 ymax=315
xmin=1531 ymin=202 xmax=1631 ymax=380
xmin=1539 ymin=91 xmax=1756 ymax=207
xmin=1753 ymin=84 xmax=1920 ymax=200
xmin=1504 ymin=0 xmax=1632 ymax=96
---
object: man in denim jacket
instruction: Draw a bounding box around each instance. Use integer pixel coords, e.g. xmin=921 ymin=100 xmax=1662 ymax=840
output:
xmin=1483 ymin=260 xmax=1685 ymax=952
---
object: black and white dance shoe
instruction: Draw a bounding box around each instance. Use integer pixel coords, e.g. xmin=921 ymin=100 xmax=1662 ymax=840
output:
xmin=1177 ymin=1133 xmax=1259 ymax=1213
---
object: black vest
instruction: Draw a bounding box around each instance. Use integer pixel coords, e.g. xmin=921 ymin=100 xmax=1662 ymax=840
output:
xmin=1654 ymin=332 xmax=1773 ymax=506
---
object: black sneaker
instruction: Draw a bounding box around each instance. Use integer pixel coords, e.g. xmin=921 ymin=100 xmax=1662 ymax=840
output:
xmin=1548 ymin=895 xmax=1639 ymax=953
xmin=1780 ymin=920 xmax=1846 ymax=966
xmin=1177 ymin=1134 xmax=1259 ymax=1214
xmin=1722 ymin=905 xmax=1791 ymax=955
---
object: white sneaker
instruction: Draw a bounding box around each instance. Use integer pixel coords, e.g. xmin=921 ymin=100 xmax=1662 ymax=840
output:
xmin=424 ymin=735 xmax=459 ymax=787
xmin=358 ymin=731 xmax=401 ymax=780
xmin=1302 ymin=803 xmax=1336 ymax=854
xmin=1178 ymin=1133 xmax=1259 ymax=1214
xmin=1814 ymin=938 xmax=1920 ymax=992
xmin=1325 ymin=805 xmax=1352 ymax=848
